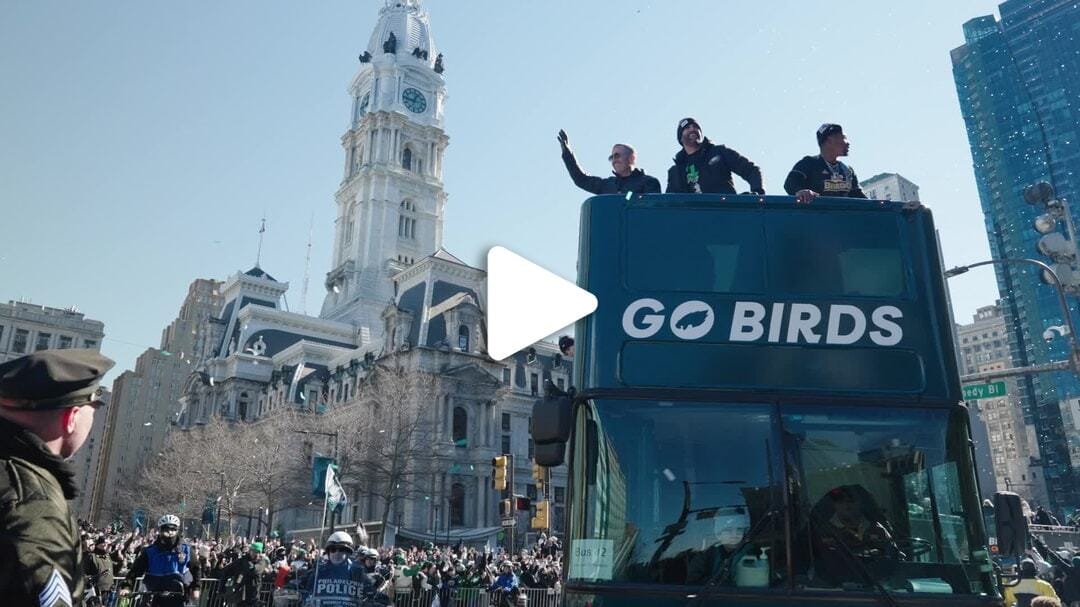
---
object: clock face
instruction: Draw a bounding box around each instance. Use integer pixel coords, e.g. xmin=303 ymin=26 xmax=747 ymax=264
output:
xmin=402 ymin=87 xmax=427 ymax=113
xmin=359 ymin=93 xmax=370 ymax=115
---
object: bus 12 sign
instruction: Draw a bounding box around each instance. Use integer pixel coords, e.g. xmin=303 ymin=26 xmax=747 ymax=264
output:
xmin=962 ymin=381 xmax=1007 ymax=401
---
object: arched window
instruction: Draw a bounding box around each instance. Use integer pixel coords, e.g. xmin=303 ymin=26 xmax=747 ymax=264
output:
xmin=402 ymin=147 xmax=412 ymax=171
xmin=453 ymin=406 xmax=467 ymax=447
xmin=450 ymin=482 xmax=465 ymax=526
xmin=458 ymin=325 xmax=470 ymax=351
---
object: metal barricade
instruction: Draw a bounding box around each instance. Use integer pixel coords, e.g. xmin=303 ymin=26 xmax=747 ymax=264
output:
xmin=391 ymin=588 xmax=560 ymax=607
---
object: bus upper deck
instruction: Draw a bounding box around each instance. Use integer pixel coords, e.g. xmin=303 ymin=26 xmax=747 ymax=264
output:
xmin=576 ymin=194 xmax=961 ymax=403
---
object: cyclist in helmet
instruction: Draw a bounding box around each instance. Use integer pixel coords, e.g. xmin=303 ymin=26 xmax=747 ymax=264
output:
xmin=121 ymin=514 xmax=200 ymax=607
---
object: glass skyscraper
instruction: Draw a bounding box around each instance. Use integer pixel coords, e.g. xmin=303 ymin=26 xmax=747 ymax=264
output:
xmin=952 ymin=0 xmax=1080 ymax=512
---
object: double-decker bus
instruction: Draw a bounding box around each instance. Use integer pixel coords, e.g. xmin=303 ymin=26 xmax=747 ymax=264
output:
xmin=532 ymin=195 xmax=999 ymax=606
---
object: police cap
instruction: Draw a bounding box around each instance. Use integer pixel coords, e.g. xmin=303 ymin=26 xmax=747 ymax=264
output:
xmin=0 ymin=349 xmax=114 ymax=410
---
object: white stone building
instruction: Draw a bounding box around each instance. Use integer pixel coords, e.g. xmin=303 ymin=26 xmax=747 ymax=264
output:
xmin=860 ymin=172 xmax=921 ymax=202
xmin=0 ymin=300 xmax=104 ymax=362
xmin=173 ymin=0 xmax=567 ymax=546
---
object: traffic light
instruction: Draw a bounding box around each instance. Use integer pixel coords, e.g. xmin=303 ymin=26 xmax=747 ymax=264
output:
xmin=531 ymin=500 xmax=550 ymax=529
xmin=500 ymin=498 xmax=514 ymax=518
xmin=515 ymin=496 xmax=531 ymax=511
xmin=492 ymin=456 xmax=508 ymax=492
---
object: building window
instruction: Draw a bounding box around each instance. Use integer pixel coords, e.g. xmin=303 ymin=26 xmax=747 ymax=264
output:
xmin=35 ymin=332 xmax=51 ymax=351
xmin=0 ymin=325 xmax=4 ymax=348
xmin=526 ymin=484 xmax=537 ymax=501
xmin=501 ymin=435 xmax=511 ymax=455
xmin=453 ymin=407 xmax=468 ymax=447
xmin=458 ymin=326 xmax=470 ymax=352
xmin=502 ymin=368 xmax=511 ymax=384
xmin=58 ymin=335 xmax=73 ymax=349
xmin=449 ymin=482 xmax=465 ymax=527
xmin=83 ymin=339 xmax=97 ymax=349
xmin=528 ymin=438 xmax=534 ymax=459
xmin=402 ymin=147 xmax=412 ymax=171
xmin=556 ymin=378 xmax=565 ymax=391
xmin=502 ymin=412 xmax=511 ymax=431
xmin=554 ymin=486 xmax=565 ymax=503
xmin=13 ymin=329 xmax=29 ymax=353
xmin=530 ymin=373 xmax=539 ymax=396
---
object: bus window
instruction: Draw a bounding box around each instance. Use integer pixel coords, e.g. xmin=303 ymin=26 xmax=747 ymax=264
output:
xmin=571 ymin=399 xmax=784 ymax=587
xmin=781 ymin=405 xmax=989 ymax=595
xmin=766 ymin=213 xmax=906 ymax=298
xmin=626 ymin=209 xmax=765 ymax=293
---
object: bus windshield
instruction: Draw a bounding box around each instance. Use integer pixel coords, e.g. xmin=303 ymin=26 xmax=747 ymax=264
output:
xmin=570 ymin=400 xmax=993 ymax=596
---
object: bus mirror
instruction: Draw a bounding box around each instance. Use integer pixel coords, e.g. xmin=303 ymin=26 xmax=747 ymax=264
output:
xmin=534 ymin=441 xmax=566 ymax=467
xmin=531 ymin=393 xmax=573 ymax=445
xmin=993 ymin=491 xmax=1028 ymax=556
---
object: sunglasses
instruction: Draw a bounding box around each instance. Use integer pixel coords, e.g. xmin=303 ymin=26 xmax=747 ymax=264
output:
xmin=160 ymin=526 xmax=179 ymax=532
xmin=607 ymin=152 xmax=625 ymax=162
xmin=326 ymin=546 xmax=352 ymax=554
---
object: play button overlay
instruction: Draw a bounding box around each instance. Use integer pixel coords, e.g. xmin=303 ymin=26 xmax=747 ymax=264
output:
xmin=486 ymin=246 xmax=598 ymax=361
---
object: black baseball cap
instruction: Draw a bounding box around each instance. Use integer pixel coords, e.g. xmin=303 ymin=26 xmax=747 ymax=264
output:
xmin=816 ymin=123 xmax=844 ymax=146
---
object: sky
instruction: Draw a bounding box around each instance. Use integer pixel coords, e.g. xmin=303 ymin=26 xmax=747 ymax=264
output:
xmin=1 ymin=0 xmax=1008 ymax=381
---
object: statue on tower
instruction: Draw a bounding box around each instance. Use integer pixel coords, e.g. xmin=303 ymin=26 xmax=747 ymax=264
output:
xmin=383 ymin=32 xmax=397 ymax=54
xmin=434 ymin=53 xmax=445 ymax=74
xmin=358 ymin=51 xmax=372 ymax=63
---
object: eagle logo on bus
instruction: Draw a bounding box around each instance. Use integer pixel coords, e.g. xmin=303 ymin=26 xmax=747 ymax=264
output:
xmin=621 ymin=299 xmax=903 ymax=345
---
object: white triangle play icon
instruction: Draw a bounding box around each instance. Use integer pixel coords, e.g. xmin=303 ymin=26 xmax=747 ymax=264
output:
xmin=486 ymin=246 xmax=598 ymax=361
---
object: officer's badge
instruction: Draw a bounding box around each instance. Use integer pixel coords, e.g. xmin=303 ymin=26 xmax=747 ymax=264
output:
xmin=38 ymin=569 xmax=72 ymax=607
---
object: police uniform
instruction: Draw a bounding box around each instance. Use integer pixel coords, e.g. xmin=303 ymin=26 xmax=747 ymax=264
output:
xmin=0 ymin=349 xmax=114 ymax=607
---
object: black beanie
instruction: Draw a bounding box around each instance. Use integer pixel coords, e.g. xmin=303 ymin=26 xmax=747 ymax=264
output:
xmin=677 ymin=118 xmax=700 ymax=143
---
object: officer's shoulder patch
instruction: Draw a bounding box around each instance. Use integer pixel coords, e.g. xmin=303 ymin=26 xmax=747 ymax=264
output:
xmin=38 ymin=568 xmax=72 ymax=607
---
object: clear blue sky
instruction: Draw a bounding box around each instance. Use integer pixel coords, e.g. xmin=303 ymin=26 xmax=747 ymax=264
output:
xmin=1 ymin=0 xmax=1006 ymax=380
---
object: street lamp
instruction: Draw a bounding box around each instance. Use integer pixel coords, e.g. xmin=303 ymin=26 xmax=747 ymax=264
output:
xmin=945 ymin=257 xmax=1080 ymax=379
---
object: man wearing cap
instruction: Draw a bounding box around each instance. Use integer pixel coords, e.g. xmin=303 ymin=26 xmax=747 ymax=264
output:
xmin=667 ymin=118 xmax=764 ymax=195
xmin=0 ymin=349 xmax=114 ymax=607
xmin=557 ymin=130 xmax=661 ymax=195
xmin=784 ymin=123 xmax=867 ymax=203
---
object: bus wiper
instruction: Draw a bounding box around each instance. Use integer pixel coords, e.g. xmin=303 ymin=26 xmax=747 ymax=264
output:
xmin=812 ymin=518 xmax=900 ymax=607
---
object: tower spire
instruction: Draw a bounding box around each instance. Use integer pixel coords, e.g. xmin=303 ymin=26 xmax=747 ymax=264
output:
xmin=255 ymin=216 xmax=266 ymax=269
xmin=301 ymin=213 xmax=313 ymax=315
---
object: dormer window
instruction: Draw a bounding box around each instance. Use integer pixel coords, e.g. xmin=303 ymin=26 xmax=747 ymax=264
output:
xmin=458 ymin=325 xmax=470 ymax=352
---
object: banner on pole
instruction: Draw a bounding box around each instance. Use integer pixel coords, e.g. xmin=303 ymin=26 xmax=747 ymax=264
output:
xmin=326 ymin=465 xmax=348 ymax=514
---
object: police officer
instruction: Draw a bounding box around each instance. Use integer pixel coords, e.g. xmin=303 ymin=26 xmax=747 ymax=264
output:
xmin=122 ymin=514 xmax=201 ymax=606
xmin=303 ymin=531 xmax=388 ymax=607
xmin=558 ymin=130 xmax=661 ymax=195
xmin=0 ymin=349 xmax=114 ymax=607
xmin=784 ymin=123 xmax=867 ymax=203
xmin=667 ymin=118 xmax=764 ymax=195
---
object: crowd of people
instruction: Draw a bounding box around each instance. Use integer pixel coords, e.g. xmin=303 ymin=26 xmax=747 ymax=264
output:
xmin=76 ymin=514 xmax=563 ymax=606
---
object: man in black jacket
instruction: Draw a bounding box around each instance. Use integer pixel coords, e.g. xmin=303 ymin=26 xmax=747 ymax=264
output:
xmin=666 ymin=118 xmax=764 ymax=195
xmin=558 ymin=130 xmax=661 ymax=195
xmin=783 ymin=123 xmax=867 ymax=203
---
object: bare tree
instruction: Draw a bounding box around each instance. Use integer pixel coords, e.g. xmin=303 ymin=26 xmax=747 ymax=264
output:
xmin=332 ymin=357 xmax=441 ymax=530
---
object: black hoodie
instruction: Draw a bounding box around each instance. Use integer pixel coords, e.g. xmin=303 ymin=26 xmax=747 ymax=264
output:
xmin=666 ymin=138 xmax=764 ymax=195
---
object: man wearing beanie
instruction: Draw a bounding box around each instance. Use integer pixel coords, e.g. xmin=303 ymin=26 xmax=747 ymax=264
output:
xmin=784 ymin=123 xmax=867 ymax=203
xmin=666 ymin=118 xmax=764 ymax=195
xmin=557 ymin=129 xmax=661 ymax=195
xmin=0 ymin=349 xmax=115 ymax=607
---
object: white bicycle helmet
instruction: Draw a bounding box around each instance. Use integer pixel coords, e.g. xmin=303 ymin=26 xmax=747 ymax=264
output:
xmin=158 ymin=514 xmax=181 ymax=529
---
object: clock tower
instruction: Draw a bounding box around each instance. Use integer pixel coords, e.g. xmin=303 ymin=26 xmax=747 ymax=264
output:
xmin=321 ymin=0 xmax=449 ymax=340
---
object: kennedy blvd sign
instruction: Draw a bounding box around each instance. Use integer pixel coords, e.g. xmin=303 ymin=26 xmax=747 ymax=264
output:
xmin=501 ymin=518 xmax=516 ymax=528
xmin=963 ymin=381 xmax=1008 ymax=401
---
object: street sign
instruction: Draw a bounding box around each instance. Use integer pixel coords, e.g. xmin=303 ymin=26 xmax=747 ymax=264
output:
xmin=501 ymin=518 xmax=515 ymax=528
xmin=963 ymin=381 xmax=1008 ymax=401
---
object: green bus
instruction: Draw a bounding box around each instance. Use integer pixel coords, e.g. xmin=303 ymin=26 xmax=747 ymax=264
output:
xmin=532 ymin=195 xmax=999 ymax=606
